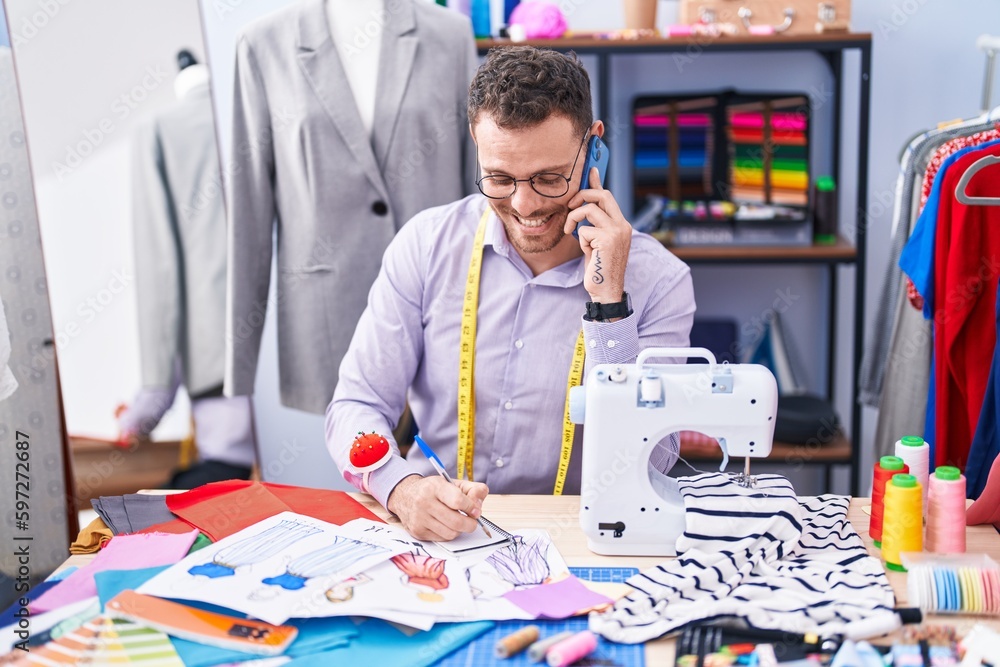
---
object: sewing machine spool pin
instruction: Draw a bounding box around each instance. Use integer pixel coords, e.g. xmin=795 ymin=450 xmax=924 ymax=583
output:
xmin=574 ymin=347 xmax=778 ymax=556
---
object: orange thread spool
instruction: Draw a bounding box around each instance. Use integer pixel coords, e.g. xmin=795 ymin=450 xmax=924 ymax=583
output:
xmin=871 ymin=455 xmax=908 ymax=548
xmin=882 ymin=473 xmax=924 ymax=572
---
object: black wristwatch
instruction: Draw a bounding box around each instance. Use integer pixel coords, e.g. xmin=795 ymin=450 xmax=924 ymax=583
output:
xmin=584 ymin=292 xmax=632 ymax=322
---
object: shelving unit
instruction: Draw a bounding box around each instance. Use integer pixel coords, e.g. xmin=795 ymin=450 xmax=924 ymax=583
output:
xmin=478 ymin=34 xmax=872 ymax=495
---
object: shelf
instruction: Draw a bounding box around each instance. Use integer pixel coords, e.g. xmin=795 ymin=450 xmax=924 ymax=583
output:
xmin=655 ymin=234 xmax=856 ymax=264
xmin=679 ymin=431 xmax=852 ymax=465
xmin=477 ymin=33 xmax=872 ymax=56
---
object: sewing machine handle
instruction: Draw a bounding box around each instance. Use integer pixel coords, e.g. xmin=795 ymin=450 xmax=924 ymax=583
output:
xmin=636 ymin=347 xmax=718 ymax=368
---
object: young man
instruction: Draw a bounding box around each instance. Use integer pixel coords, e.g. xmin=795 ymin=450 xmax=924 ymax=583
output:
xmin=327 ymin=46 xmax=695 ymax=540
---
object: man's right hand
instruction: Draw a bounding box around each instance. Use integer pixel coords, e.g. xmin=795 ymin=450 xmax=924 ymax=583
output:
xmin=386 ymin=475 xmax=490 ymax=541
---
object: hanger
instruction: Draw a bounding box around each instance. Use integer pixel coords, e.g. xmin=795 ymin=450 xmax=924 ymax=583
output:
xmin=956 ymin=153 xmax=1000 ymax=206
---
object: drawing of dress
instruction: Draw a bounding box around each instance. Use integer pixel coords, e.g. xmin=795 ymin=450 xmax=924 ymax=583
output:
xmin=486 ymin=535 xmax=551 ymax=586
xmin=261 ymin=536 xmax=389 ymax=590
xmin=390 ymin=553 xmax=449 ymax=591
xmin=189 ymin=520 xmax=320 ymax=578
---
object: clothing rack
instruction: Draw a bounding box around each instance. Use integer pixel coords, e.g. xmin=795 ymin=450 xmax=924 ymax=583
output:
xmin=978 ymin=34 xmax=1000 ymax=112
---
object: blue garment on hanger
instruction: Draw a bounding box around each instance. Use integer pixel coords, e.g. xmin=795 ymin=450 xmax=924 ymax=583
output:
xmin=924 ymin=355 xmax=936 ymax=463
xmin=900 ymin=138 xmax=1000 ymax=319
xmin=967 ymin=278 xmax=1000 ymax=499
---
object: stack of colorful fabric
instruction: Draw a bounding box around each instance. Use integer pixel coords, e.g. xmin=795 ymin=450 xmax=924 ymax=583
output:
xmin=728 ymin=107 xmax=809 ymax=206
xmin=633 ymin=104 xmax=715 ymax=203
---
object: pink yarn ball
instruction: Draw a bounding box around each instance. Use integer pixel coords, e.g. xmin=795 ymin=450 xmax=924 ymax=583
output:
xmin=509 ymin=2 xmax=568 ymax=39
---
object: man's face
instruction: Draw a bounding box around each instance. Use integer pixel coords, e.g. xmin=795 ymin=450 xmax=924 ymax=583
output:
xmin=473 ymin=115 xmax=587 ymax=259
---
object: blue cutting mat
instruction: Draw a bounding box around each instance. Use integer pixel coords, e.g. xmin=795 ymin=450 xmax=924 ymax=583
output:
xmin=437 ymin=567 xmax=643 ymax=667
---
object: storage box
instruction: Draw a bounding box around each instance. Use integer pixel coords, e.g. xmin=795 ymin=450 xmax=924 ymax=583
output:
xmin=679 ymin=0 xmax=851 ymax=36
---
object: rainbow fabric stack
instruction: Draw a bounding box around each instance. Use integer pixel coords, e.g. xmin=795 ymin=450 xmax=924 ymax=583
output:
xmin=728 ymin=105 xmax=809 ymax=206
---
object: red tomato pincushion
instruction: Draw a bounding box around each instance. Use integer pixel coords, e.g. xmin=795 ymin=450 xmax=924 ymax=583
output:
xmin=349 ymin=431 xmax=392 ymax=472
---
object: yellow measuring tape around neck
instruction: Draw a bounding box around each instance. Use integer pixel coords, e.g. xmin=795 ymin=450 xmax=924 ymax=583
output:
xmin=457 ymin=208 xmax=586 ymax=495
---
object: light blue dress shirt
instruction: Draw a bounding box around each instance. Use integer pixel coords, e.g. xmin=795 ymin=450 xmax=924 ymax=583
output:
xmin=326 ymin=195 xmax=696 ymax=505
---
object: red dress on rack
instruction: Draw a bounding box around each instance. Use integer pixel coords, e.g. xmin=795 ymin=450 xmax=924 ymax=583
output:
xmin=933 ymin=144 xmax=1000 ymax=469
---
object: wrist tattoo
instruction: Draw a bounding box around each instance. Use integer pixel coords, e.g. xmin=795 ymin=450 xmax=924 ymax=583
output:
xmin=592 ymin=250 xmax=605 ymax=284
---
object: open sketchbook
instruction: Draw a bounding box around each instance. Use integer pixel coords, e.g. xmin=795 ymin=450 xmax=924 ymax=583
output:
xmin=435 ymin=516 xmax=513 ymax=554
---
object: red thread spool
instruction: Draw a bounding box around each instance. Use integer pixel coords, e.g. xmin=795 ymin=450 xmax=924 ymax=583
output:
xmin=871 ymin=455 xmax=908 ymax=548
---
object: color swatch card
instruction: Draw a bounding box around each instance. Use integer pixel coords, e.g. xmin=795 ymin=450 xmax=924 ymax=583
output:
xmin=106 ymin=590 xmax=297 ymax=656
xmin=0 ymin=616 xmax=185 ymax=666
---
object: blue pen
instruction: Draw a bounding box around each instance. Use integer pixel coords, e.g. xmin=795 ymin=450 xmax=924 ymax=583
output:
xmin=413 ymin=434 xmax=491 ymax=538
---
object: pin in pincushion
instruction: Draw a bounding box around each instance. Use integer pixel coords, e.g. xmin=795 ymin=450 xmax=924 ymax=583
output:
xmin=349 ymin=431 xmax=392 ymax=472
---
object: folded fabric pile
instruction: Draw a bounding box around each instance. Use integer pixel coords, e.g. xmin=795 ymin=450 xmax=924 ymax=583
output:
xmin=591 ymin=473 xmax=898 ymax=643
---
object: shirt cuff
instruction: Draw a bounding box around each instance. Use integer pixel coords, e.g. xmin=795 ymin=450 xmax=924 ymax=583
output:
xmin=581 ymin=313 xmax=640 ymax=364
xmin=361 ymin=455 xmax=424 ymax=510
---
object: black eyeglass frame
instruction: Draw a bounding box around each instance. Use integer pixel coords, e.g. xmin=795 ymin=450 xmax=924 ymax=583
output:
xmin=475 ymin=131 xmax=591 ymax=200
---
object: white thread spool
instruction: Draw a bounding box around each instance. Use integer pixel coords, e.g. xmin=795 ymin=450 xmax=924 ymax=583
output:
xmin=895 ymin=435 xmax=930 ymax=511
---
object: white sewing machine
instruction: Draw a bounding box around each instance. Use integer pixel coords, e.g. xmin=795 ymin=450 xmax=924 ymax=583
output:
xmin=571 ymin=347 xmax=778 ymax=556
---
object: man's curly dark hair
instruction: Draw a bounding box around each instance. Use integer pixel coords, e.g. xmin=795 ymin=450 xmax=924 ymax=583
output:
xmin=468 ymin=46 xmax=593 ymax=136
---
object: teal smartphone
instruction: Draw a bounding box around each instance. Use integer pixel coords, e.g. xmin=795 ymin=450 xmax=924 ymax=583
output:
xmin=572 ymin=135 xmax=610 ymax=239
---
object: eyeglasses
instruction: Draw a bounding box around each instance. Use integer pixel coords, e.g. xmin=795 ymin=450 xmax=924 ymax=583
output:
xmin=476 ymin=132 xmax=589 ymax=200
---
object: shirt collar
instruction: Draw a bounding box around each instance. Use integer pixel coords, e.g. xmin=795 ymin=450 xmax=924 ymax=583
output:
xmin=482 ymin=207 xmax=585 ymax=287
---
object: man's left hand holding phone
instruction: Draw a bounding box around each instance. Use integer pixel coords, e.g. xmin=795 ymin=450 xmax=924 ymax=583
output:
xmin=565 ymin=130 xmax=633 ymax=311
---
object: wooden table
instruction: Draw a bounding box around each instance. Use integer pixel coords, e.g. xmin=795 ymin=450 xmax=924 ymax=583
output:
xmin=63 ymin=494 xmax=1000 ymax=662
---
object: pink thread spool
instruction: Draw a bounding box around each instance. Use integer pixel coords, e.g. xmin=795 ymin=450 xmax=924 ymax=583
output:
xmin=546 ymin=631 xmax=598 ymax=667
xmin=926 ymin=466 xmax=967 ymax=553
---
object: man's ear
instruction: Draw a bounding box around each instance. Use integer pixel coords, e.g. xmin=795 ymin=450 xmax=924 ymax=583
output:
xmin=469 ymin=123 xmax=476 ymax=143
xmin=592 ymin=120 xmax=605 ymax=140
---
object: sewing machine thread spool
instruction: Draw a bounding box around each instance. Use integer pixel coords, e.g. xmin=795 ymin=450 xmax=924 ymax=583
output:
xmin=882 ymin=473 xmax=924 ymax=572
xmin=871 ymin=455 xmax=908 ymax=548
xmin=528 ymin=631 xmax=574 ymax=663
xmin=895 ymin=435 xmax=930 ymax=510
xmin=546 ymin=630 xmax=598 ymax=667
xmin=926 ymin=466 xmax=967 ymax=554
xmin=495 ymin=625 xmax=540 ymax=659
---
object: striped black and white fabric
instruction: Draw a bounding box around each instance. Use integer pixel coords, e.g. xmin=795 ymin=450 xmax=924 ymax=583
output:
xmin=590 ymin=473 xmax=897 ymax=644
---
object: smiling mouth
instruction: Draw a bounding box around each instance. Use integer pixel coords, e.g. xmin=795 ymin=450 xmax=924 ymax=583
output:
xmin=514 ymin=213 xmax=554 ymax=229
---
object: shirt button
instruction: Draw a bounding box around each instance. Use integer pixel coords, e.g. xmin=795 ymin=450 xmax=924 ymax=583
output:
xmin=496 ymin=458 xmax=504 ymax=468
xmin=371 ymin=200 xmax=388 ymax=216
xmin=514 ymin=339 xmax=524 ymax=349
xmin=504 ymin=401 xmax=513 ymax=410
xmin=589 ymin=339 xmax=597 ymax=349
xmin=607 ymin=340 xmax=617 ymax=348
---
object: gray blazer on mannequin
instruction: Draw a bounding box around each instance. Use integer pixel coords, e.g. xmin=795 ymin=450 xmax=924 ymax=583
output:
xmin=133 ymin=83 xmax=227 ymax=397
xmin=225 ymin=0 xmax=477 ymax=414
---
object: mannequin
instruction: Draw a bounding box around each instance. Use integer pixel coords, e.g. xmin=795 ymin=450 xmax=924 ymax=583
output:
xmin=325 ymin=0 xmax=383 ymax=136
xmin=119 ymin=50 xmax=257 ymax=487
xmin=225 ymin=0 xmax=477 ymax=414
